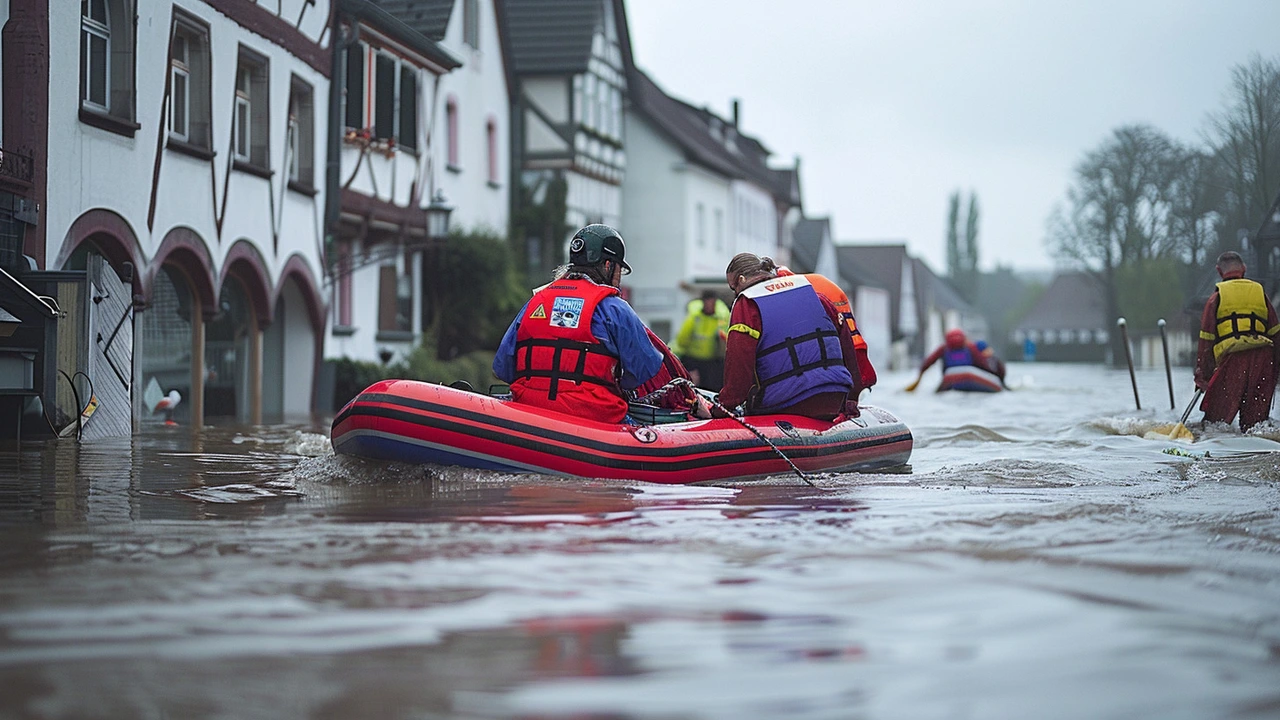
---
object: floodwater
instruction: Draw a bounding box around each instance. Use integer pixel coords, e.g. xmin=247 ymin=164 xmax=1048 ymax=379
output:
xmin=2 ymin=363 xmax=1280 ymax=719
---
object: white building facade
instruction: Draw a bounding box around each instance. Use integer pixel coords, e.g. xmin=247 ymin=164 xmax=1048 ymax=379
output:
xmin=36 ymin=0 xmax=332 ymax=429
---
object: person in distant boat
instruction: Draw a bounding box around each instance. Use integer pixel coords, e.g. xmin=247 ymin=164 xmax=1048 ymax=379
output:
xmin=673 ymin=289 xmax=730 ymax=391
xmin=1194 ymin=250 xmax=1280 ymax=432
xmin=908 ymin=328 xmax=985 ymax=391
xmin=775 ymin=266 xmax=877 ymax=389
xmin=493 ymin=224 xmax=665 ymax=423
xmin=718 ymin=253 xmax=861 ymax=420
xmin=975 ymin=340 xmax=1008 ymax=386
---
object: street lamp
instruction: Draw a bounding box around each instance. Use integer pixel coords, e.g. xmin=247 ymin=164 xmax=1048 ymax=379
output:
xmin=426 ymin=190 xmax=453 ymax=241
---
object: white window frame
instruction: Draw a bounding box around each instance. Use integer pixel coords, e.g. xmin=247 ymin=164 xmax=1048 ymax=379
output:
xmin=169 ymin=33 xmax=190 ymax=141
xmin=234 ymin=67 xmax=252 ymax=162
xmin=81 ymin=0 xmax=111 ymax=112
xmin=287 ymin=113 xmax=300 ymax=182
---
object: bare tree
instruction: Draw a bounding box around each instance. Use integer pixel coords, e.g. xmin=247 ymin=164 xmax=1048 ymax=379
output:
xmin=1046 ymin=124 xmax=1181 ymax=364
xmin=1206 ymin=55 xmax=1280 ymax=250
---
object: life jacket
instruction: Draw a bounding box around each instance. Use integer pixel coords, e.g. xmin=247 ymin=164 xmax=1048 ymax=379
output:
xmin=632 ymin=327 xmax=698 ymax=411
xmin=1209 ymin=278 xmax=1276 ymax=361
xmin=738 ymin=275 xmax=853 ymax=412
xmin=512 ymin=278 xmax=627 ymax=422
xmin=942 ymin=346 xmax=975 ymax=369
xmin=804 ymin=273 xmax=867 ymax=351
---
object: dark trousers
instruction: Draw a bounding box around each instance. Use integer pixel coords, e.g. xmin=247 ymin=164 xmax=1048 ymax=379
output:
xmin=1201 ymin=347 xmax=1277 ymax=431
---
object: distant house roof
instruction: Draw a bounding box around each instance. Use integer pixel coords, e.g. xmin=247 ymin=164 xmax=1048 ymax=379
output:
xmin=628 ymin=68 xmax=802 ymax=210
xmin=343 ymin=0 xmax=462 ymax=71
xmin=790 ymin=218 xmax=828 ymax=271
xmin=369 ymin=0 xmax=454 ymax=41
xmin=1015 ymin=271 xmax=1107 ymax=331
xmin=1257 ymin=189 xmax=1280 ymax=244
xmin=500 ymin=0 xmax=632 ymax=76
xmin=912 ymin=258 xmax=969 ymax=312
xmin=836 ymin=244 xmax=909 ymax=334
xmin=628 ymin=69 xmax=742 ymax=178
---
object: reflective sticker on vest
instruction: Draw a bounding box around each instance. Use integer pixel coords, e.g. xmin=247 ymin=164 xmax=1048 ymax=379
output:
xmin=530 ymin=304 xmax=546 ymax=319
xmin=550 ymin=297 xmax=585 ymax=328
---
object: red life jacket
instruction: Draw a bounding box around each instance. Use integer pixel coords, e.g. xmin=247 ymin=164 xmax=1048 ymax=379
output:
xmin=512 ymin=278 xmax=628 ymax=422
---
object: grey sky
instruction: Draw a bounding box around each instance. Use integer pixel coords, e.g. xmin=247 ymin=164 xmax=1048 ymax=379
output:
xmin=626 ymin=0 xmax=1280 ymax=272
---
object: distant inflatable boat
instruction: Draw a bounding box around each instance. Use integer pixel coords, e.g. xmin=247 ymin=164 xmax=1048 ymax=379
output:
xmin=939 ymin=365 xmax=1003 ymax=393
xmin=331 ymin=380 xmax=913 ymax=484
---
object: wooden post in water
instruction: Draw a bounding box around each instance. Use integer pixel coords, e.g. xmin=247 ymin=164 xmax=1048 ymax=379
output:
xmin=1117 ymin=318 xmax=1140 ymax=410
xmin=1158 ymin=319 xmax=1175 ymax=410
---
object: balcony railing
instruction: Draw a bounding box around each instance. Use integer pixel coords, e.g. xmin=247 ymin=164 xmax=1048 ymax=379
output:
xmin=0 ymin=147 xmax=34 ymax=187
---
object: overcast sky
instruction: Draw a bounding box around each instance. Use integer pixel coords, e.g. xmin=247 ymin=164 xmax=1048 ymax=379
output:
xmin=625 ymin=0 xmax=1280 ymax=273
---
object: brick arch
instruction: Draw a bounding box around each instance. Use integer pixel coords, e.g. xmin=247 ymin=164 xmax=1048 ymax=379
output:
xmin=149 ymin=226 xmax=217 ymax=319
xmin=56 ymin=208 xmax=146 ymax=296
xmin=276 ymin=253 xmax=325 ymax=333
xmin=221 ymin=239 xmax=273 ymax=329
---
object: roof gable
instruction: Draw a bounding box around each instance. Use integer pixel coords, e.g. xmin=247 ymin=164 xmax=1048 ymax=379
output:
xmin=501 ymin=0 xmax=608 ymax=75
xmin=370 ymin=0 xmax=454 ymax=41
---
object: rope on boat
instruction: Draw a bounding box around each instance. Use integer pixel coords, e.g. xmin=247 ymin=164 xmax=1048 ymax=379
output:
xmin=662 ymin=378 xmax=821 ymax=489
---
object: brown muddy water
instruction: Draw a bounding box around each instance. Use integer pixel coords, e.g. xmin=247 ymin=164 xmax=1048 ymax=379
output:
xmin=1 ymin=363 xmax=1279 ymax=719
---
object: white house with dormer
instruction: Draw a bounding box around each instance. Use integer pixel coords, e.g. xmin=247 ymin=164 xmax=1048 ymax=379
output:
xmin=621 ymin=69 xmax=802 ymax=342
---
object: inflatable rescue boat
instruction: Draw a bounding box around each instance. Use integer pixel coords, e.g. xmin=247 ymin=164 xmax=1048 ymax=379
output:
xmin=331 ymin=380 xmax=913 ymax=483
xmin=938 ymin=365 xmax=1003 ymax=393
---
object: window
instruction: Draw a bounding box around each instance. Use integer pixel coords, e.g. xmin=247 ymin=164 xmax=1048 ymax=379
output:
xmin=714 ymin=208 xmax=724 ymax=251
xmin=463 ymin=0 xmax=480 ymax=49
xmin=446 ymin=98 xmax=459 ymax=168
xmin=169 ymin=35 xmax=189 ymax=140
xmin=486 ymin=118 xmax=498 ymax=185
xmin=234 ymin=48 xmax=269 ymax=169
xmin=378 ymin=263 xmax=412 ymax=333
xmin=81 ymin=0 xmax=110 ymax=111
xmin=373 ymin=53 xmax=395 ymax=141
xmin=287 ymin=78 xmax=315 ymax=188
xmin=399 ymin=67 xmax=417 ymax=151
xmin=696 ymin=203 xmax=705 ymax=248
xmin=168 ymin=15 xmax=210 ymax=149
xmin=343 ymin=44 xmax=365 ymax=130
xmin=79 ymin=0 xmax=137 ymax=129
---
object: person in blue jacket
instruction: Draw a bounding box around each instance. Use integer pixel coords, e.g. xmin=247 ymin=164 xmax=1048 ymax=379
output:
xmin=493 ymin=224 xmax=663 ymax=423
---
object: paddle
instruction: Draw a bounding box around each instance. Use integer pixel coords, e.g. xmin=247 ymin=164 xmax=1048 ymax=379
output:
xmin=1149 ymin=389 xmax=1202 ymax=442
xmin=905 ymin=373 xmax=923 ymax=392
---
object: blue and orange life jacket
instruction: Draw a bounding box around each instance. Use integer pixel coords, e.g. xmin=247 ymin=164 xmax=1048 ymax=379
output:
xmin=512 ymin=278 xmax=628 ymax=422
xmin=942 ymin=346 xmax=976 ymax=369
xmin=737 ymin=275 xmax=853 ymax=412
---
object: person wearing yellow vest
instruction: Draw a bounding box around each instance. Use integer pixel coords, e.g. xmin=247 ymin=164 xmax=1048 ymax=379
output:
xmin=1194 ymin=251 xmax=1280 ymax=431
xmin=775 ymin=267 xmax=877 ymax=388
xmin=673 ymin=290 xmax=730 ymax=391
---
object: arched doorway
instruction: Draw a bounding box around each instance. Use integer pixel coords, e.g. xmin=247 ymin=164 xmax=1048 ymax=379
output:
xmin=137 ymin=265 xmax=198 ymax=426
xmin=263 ymin=270 xmax=320 ymax=423
xmin=205 ymin=275 xmax=255 ymax=423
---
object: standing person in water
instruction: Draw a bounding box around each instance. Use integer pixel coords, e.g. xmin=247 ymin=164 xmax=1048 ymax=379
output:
xmin=493 ymin=224 xmax=663 ymax=423
xmin=908 ymin=328 xmax=984 ymax=391
xmin=719 ymin=253 xmax=861 ymax=420
xmin=1194 ymin=250 xmax=1280 ymax=431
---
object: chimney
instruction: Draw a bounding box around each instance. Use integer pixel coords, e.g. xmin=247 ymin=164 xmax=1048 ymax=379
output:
xmin=731 ymin=99 xmax=740 ymax=128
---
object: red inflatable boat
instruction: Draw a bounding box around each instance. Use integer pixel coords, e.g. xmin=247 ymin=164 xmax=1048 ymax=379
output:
xmin=331 ymin=380 xmax=913 ymax=484
xmin=939 ymin=365 xmax=1003 ymax=393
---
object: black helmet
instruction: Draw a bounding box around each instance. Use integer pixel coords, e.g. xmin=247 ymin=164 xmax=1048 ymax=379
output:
xmin=569 ymin=224 xmax=631 ymax=275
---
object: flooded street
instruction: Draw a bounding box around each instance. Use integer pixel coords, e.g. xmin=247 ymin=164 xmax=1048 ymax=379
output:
xmin=2 ymin=362 xmax=1280 ymax=719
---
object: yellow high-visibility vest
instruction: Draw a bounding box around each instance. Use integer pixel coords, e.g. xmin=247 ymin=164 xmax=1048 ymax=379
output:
xmin=1206 ymin=278 xmax=1278 ymax=360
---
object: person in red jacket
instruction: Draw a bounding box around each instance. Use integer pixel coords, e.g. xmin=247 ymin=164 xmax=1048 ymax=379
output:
xmin=719 ymin=253 xmax=862 ymax=420
xmin=908 ymin=328 xmax=985 ymax=391
xmin=1194 ymin=251 xmax=1280 ymax=431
